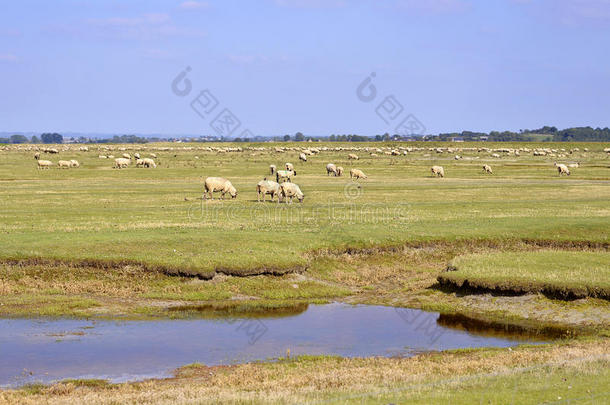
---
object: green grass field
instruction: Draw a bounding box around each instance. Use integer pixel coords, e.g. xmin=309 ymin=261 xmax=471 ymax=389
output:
xmin=0 ymin=141 xmax=608 ymax=278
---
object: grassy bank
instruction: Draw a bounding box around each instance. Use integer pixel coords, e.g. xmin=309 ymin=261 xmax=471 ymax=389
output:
xmin=439 ymin=251 xmax=610 ymax=299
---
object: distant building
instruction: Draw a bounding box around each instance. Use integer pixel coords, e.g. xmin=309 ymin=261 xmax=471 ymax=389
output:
xmin=450 ymin=137 xmax=465 ymax=142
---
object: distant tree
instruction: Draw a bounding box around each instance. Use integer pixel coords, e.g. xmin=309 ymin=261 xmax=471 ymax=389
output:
xmin=10 ymin=134 xmax=28 ymax=144
xmin=283 ymin=134 xmax=291 ymax=142
xmin=30 ymin=135 xmax=40 ymax=144
xmin=41 ymin=133 xmax=63 ymax=144
xmin=294 ymin=132 xmax=305 ymax=141
xmin=234 ymin=137 xmax=242 ymax=142
xmin=0 ymin=138 xmax=9 ymax=143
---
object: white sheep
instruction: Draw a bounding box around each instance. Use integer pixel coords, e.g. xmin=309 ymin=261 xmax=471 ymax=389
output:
xmin=134 ymin=153 xmax=141 ymax=159
xmin=279 ymin=182 xmax=304 ymax=203
xmin=299 ymin=153 xmax=307 ymax=162
xmin=256 ymin=178 xmax=280 ymax=202
xmin=482 ymin=164 xmax=492 ymax=174
xmin=114 ymin=158 xmax=131 ymax=169
xmin=150 ymin=153 xmax=157 ymax=158
xmin=285 ymin=162 xmax=294 ymax=171
xmin=431 ymin=166 xmax=445 ymax=177
xmin=349 ymin=168 xmax=367 ymax=179
xmin=58 ymin=160 xmax=72 ymax=169
xmin=326 ymin=163 xmax=338 ymax=176
xmin=276 ymin=169 xmax=296 ymax=183
xmin=336 ymin=166 xmax=344 ymax=177
xmin=348 ymin=153 xmax=359 ymax=160
xmin=34 ymin=152 xmax=40 ymax=160
xmin=269 ymin=164 xmax=276 ymax=175
xmin=37 ymin=160 xmax=53 ymax=169
xmin=567 ymin=162 xmax=579 ymax=168
xmin=204 ymin=177 xmax=237 ymax=199
xmin=122 ymin=153 xmax=131 ymax=159
xmin=141 ymin=158 xmax=156 ymax=168
xmin=554 ymin=162 xmax=570 ymax=176
xmin=70 ymin=160 xmax=80 ymax=168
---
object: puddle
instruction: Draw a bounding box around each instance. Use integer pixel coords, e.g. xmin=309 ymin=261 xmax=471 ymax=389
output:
xmin=0 ymin=303 xmax=548 ymax=387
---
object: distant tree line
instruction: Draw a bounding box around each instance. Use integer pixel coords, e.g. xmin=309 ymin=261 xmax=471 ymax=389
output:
xmin=436 ymin=126 xmax=610 ymax=142
xmin=2 ymin=126 xmax=609 ymax=144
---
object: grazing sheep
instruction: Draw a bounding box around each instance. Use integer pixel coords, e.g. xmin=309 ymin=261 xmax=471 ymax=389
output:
xmin=204 ymin=177 xmax=237 ymax=199
xmin=555 ymin=162 xmax=570 ymax=176
xmin=136 ymin=159 xmax=144 ymax=167
xmin=79 ymin=146 xmax=89 ymax=152
xmin=299 ymin=153 xmax=307 ymax=162
xmin=269 ymin=164 xmax=277 ymax=175
xmin=70 ymin=160 xmax=80 ymax=168
xmin=336 ymin=166 xmax=344 ymax=177
xmin=150 ymin=153 xmax=157 ymax=158
xmin=326 ymin=163 xmax=338 ymax=176
xmin=37 ymin=160 xmax=53 ymax=169
xmin=58 ymin=160 xmax=72 ymax=169
xmin=348 ymin=153 xmax=359 ymax=160
xmin=98 ymin=155 xmax=107 ymax=159
xmin=122 ymin=153 xmax=131 ymax=159
xmin=279 ymin=182 xmax=304 ymax=203
xmin=491 ymin=153 xmax=500 ymax=158
xmin=114 ymin=158 xmax=131 ymax=169
xmin=34 ymin=152 xmax=40 ymax=160
xmin=141 ymin=158 xmax=156 ymax=168
xmin=482 ymin=164 xmax=493 ymax=174
xmin=431 ymin=166 xmax=445 ymax=177
xmin=285 ymin=163 xmax=294 ymax=171
xmin=134 ymin=153 xmax=141 ymax=159
xmin=349 ymin=168 xmax=367 ymax=179
xmin=256 ymin=178 xmax=280 ymax=202
xmin=567 ymin=162 xmax=579 ymax=168
xmin=276 ymin=169 xmax=296 ymax=183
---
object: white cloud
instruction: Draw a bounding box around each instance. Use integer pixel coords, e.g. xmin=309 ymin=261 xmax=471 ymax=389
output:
xmin=393 ymin=0 xmax=470 ymax=14
xmin=0 ymin=53 xmax=17 ymax=62
xmin=83 ymin=13 xmax=205 ymax=40
xmin=179 ymin=1 xmax=210 ymax=10
xmin=274 ymin=0 xmax=346 ymax=8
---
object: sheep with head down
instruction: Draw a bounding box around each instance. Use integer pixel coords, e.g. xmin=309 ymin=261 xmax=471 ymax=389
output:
xmin=554 ymin=162 xmax=570 ymax=176
xmin=482 ymin=164 xmax=492 ymax=174
xmin=299 ymin=153 xmax=307 ymax=162
xmin=204 ymin=177 xmax=237 ymax=199
xmin=58 ymin=160 xmax=72 ymax=169
xmin=70 ymin=160 xmax=80 ymax=168
xmin=256 ymin=178 xmax=280 ymax=202
xmin=349 ymin=168 xmax=367 ymax=179
xmin=431 ymin=166 xmax=444 ymax=177
xmin=285 ymin=162 xmax=294 ymax=171
xmin=279 ymin=182 xmax=304 ymax=203
xmin=326 ymin=163 xmax=338 ymax=176
xmin=336 ymin=166 xmax=344 ymax=177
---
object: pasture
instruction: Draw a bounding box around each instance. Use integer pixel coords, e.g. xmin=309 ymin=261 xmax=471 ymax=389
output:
xmin=0 ymin=141 xmax=609 ymax=403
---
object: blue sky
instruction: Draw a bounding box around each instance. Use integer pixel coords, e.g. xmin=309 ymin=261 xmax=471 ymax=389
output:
xmin=1 ymin=0 xmax=609 ymax=137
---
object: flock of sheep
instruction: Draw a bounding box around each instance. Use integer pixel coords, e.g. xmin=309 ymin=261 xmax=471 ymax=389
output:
xmin=10 ymin=142 xmax=605 ymax=204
